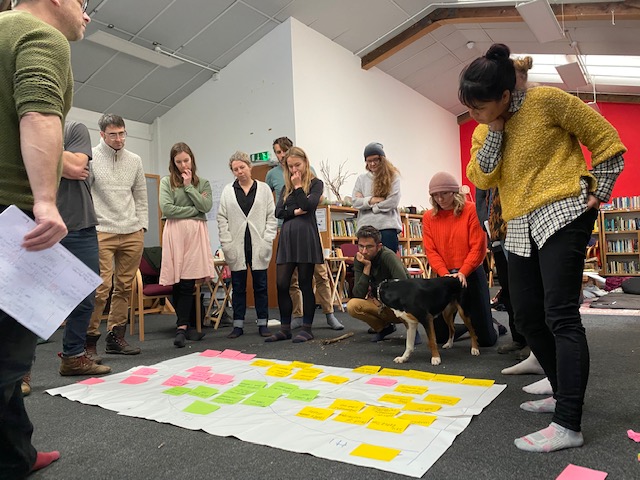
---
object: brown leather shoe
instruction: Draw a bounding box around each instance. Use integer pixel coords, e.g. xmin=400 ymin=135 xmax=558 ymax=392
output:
xmin=21 ymin=372 xmax=32 ymax=396
xmin=105 ymin=325 xmax=141 ymax=355
xmin=59 ymin=353 xmax=111 ymax=376
xmin=84 ymin=333 xmax=103 ymax=364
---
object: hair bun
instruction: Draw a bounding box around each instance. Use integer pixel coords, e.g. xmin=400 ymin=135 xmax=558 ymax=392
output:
xmin=485 ymin=43 xmax=511 ymax=61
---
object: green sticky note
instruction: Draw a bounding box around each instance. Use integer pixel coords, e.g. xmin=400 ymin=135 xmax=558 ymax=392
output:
xmin=287 ymin=389 xmax=320 ymax=402
xmin=183 ymin=400 xmax=220 ymax=415
xmin=266 ymin=382 xmax=299 ymax=393
xmin=188 ymin=386 xmax=219 ymax=399
xmin=238 ymin=380 xmax=268 ymax=390
xmin=226 ymin=385 xmax=260 ymax=396
xmin=242 ymin=393 xmax=278 ymax=407
xmin=211 ymin=393 xmax=245 ymax=405
xmin=162 ymin=387 xmax=192 ymax=396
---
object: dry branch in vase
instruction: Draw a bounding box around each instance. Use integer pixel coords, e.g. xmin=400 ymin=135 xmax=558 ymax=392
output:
xmin=320 ymin=159 xmax=355 ymax=202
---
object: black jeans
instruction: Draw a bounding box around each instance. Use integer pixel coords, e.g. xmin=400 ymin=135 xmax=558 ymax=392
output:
xmin=231 ymin=268 xmax=268 ymax=324
xmin=509 ymin=208 xmax=597 ymax=432
xmin=493 ymin=247 xmax=526 ymax=346
xmin=379 ymin=229 xmax=399 ymax=253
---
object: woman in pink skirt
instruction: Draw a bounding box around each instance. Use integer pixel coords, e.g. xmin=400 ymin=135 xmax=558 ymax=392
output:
xmin=160 ymin=142 xmax=215 ymax=348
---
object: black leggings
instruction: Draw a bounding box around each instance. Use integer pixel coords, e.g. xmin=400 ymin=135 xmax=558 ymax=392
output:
xmin=173 ymin=279 xmax=196 ymax=328
xmin=277 ymin=263 xmax=316 ymax=325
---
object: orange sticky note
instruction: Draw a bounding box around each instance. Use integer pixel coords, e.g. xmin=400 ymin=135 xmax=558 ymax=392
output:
xmin=350 ymin=444 xmax=400 ymax=462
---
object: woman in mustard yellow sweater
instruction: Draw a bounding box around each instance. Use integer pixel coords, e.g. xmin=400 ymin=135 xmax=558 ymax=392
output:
xmin=461 ymin=43 xmax=626 ymax=453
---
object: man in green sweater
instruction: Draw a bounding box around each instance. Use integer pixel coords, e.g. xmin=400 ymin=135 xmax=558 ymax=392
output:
xmin=346 ymin=226 xmax=410 ymax=341
xmin=0 ymin=0 xmax=90 ymax=476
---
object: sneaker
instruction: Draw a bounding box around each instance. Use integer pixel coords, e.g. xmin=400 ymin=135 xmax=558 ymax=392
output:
xmin=371 ymin=323 xmax=396 ymax=342
xmin=174 ymin=328 xmax=187 ymax=348
xmin=58 ymin=353 xmax=111 ymax=376
xmin=497 ymin=341 xmax=525 ymax=354
xmin=21 ymin=372 xmax=31 ymax=397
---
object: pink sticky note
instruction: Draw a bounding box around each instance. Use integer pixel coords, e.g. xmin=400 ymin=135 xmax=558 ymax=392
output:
xmin=132 ymin=367 xmax=158 ymax=376
xmin=218 ymin=349 xmax=241 ymax=359
xmin=205 ymin=373 xmax=235 ymax=385
xmin=162 ymin=375 xmax=189 ymax=387
xmin=627 ymin=429 xmax=640 ymax=442
xmin=78 ymin=377 xmax=105 ymax=385
xmin=186 ymin=366 xmax=212 ymax=373
xmin=187 ymin=372 xmax=211 ymax=382
xmin=556 ymin=464 xmax=608 ymax=480
xmin=120 ymin=376 xmax=149 ymax=385
xmin=366 ymin=377 xmax=398 ymax=387
xmin=235 ymin=353 xmax=257 ymax=361
xmin=199 ymin=350 xmax=222 ymax=357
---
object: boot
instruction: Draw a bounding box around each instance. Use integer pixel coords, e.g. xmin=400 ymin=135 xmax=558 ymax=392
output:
xmin=58 ymin=353 xmax=111 ymax=376
xmin=21 ymin=371 xmax=31 ymax=397
xmin=105 ymin=325 xmax=141 ymax=355
xmin=84 ymin=333 xmax=103 ymax=364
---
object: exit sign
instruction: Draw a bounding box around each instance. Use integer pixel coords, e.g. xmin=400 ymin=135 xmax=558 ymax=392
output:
xmin=250 ymin=151 xmax=270 ymax=162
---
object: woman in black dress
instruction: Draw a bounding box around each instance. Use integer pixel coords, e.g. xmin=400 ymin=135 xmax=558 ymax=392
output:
xmin=266 ymin=146 xmax=323 ymax=343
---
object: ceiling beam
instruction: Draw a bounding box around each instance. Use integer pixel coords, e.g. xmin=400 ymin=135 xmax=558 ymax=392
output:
xmin=362 ymin=1 xmax=640 ymax=70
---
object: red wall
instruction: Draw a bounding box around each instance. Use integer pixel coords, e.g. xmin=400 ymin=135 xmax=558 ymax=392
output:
xmin=459 ymin=102 xmax=639 ymax=200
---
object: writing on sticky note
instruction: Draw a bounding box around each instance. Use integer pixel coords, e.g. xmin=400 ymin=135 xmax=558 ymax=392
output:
xmin=320 ymin=375 xmax=349 ymax=385
xmin=251 ymin=359 xmax=276 ymax=367
xmin=187 ymin=372 xmax=211 ymax=382
xmin=556 ymin=464 xmax=608 ymax=480
xmin=131 ymin=367 xmax=158 ymax=376
xmin=333 ymin=411 xmax=374 ymax=426
xmin=365 ymin=377 xmax=397 ymax=387
xmin=120 ymin=376 xmax=148 ymax=385
xmin=226 ymin=385 xmax=258 ymax=396
xmin=162 ymin=387 xmax=192 ymax=396
xmin=329 ymin=399 xmax=366 ymax=412
xmin=162 ymin=375 xmax=189 ymax=387
xmin=291 ymin=370 xmax=321 ymax=381
xmin=287 ymin=389 xmax=319 ymax=402
xmin=266 ymin=382 xmax=299 ymax=394
xmin=290 ymin=361 xmax=314 ymax=369
xmin=211 ymin=393 xmax=245 ymax=405
xmin=205 ymin=374 xmax=235 ymax=385
xmin=395 ymin=385 xmax=428 ymax=395
xmin=378 ymin=394 xmax=414 ymax=405
xmin=218 ymin=349 xmax=241 ymax=359
xmin=238 ymin=379 xmax=267 ymax=391
xmin=351 ymin=443 xmax=400 ymax=462
xmin=296 ymin=406 xmax=334 ymax=421
xmin=399 ymin=413 xmax=437 ymax=427
xmin=235 ymin=353 xmax=256 ymax=361
xmin=199 ymin=350 xmax=221 ymax=357
xmin=186 ymin=366 xmax=212 ymax=373
xmin=362 ymin=406 xmax=401 ymax=417
xmin=242 ymin=392 xmax=279 ymax=407
xmin=378 ymin=368 xmax=405 ymax=377
xmin=353 ymin=365 xmax=381 ymax=375
xmin=78 ymin=377 xmax=105 ymax=385
xmin=188 ymin=386 xmax=219 ymax=399
xmin=424 ymin=394 xmax=460 ymax=406
xmin=432 ymin=374 xmax=464 ymax=384
xmin=461 ymin=378 xmax=495 ymax=387
xmin=265 ymin=365 xmax=293 ymax=378
xmin=367 ymin=417 xmax=410 ymax=434
xmin=407 ymin=370 xmax=436 ymax=380
xmin=403 ymin=402 xmax=441 ymax=413
xmin=183 ymin=400 xmax=220 ymax=415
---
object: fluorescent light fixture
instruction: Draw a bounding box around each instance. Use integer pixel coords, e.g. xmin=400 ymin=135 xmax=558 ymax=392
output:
xmin=87 ymin=30 xmax=183 ymax=68
xmin=555 ymin=61 xmax=589 ymax=89
xmin=516 ymin=0 xmax=564 ymax=43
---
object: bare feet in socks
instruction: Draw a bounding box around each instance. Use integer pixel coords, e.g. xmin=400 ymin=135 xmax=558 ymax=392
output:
xmin=515 ymin=422 xmax=583 ymax=452
xmin=523 ymin=377 xmax=553 ymax=395
xmin=501 ymin=351 xmax=545 ymax=375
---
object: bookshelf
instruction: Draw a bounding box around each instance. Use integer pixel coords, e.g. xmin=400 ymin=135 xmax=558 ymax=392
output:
xmin=399 ymin=213 xmax=425 ymax=256
xmin=317 ymin=205 xmax=358 ymax=251
xmin=599 ymin=206 xmax=640 ymax=276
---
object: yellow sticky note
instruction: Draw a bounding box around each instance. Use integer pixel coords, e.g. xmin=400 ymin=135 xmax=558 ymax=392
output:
xmin=265 ymin=366 xmax=293 ymax=378
xmin=432 ymin=374 xmax=464 ymax=383
xmin=378 ymin=368 xmax=405 ymax=377
xmin=367 ymin=416 xmax=410 ymax=434
xmin=329 ymin=399 xmax=366 ymax=412
xmin=461 ymin=378 xmax=495 ymax=387
xmin=353 ymin=365 xmax=381 ymax=374
xmin=403 ymin=401 xmax=441 ymax=413
xmin=296 ymin=406 xmax=334 ymax=421
xmin=362 ymin=406 xmax=401 ymax=417
xmin=424 ymin=394 xmax=461 ymax=406
xmin=407 ymin=370 xmax=436 ymax=380
xmin=350 ymin=444 xmax=400 ymax=462
xmin=290 ymin=361 xmax=314 ymax=369
xmin=399 ymin=413 xmax=437 ymax=427
xmin=394 ymin=385 xmax=428 ymax=395
xmin=378 ymin=394 xmax=414 ymax=405
xmin=320 ymin=375 xmax=349 ymax=384
xmin=290 ymin=370 xmax=321 ymax=381
xmin=333 ymin=411 xmax=374 ymax=426
xmin=250 ymin=359 xmax=276 ymax=367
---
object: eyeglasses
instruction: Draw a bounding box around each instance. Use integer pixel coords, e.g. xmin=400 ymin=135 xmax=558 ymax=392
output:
xmin=80 ymin=0 xmax=88 ymax=13
xmin=357 ymin=243 xmax=378 ymax=251
xmin=365 ymin=157 xmax=381 ymax=164
xmin=106 ymin=131 xmax=127 ymax=140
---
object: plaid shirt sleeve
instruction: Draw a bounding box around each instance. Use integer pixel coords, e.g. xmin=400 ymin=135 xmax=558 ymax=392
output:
xmin=592 ymin=153 xmax=625 ymax=202
xmin=476 ymin=130 xmax=503 ymax=173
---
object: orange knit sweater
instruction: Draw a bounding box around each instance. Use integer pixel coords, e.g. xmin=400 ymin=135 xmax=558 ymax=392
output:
xmin=422 ymin=202 xmax=487 ymax=278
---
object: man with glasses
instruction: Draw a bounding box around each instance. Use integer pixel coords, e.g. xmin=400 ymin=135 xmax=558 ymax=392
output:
xmin=88 ymin=113 xmax=147 ymax=355
xmin=346 ymin=226 xmax=410 ymax=341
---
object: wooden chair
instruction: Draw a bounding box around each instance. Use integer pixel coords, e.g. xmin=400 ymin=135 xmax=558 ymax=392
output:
xmin=401 ymin=254 xmax=431 ymax=278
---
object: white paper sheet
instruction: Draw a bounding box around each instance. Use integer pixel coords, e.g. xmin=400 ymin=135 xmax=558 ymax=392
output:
xmin=0 ymin=205 xmax=103 ymax=339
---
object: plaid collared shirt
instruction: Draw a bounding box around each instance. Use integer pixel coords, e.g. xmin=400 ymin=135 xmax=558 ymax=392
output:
xmin=476 ymin=90 xmax=625 ymax=257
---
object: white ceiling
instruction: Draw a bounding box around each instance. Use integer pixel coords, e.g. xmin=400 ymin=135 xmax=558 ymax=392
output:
xmin=73 ymin=0 xmax=640 ymax=123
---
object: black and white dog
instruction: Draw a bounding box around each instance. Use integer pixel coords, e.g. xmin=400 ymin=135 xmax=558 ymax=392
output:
xmin=377 ymin=277 xmax=479 ymax=365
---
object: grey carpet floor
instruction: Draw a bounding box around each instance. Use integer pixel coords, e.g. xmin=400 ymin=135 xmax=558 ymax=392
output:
xmin=24 ymin=309 xmax=639 ymax=480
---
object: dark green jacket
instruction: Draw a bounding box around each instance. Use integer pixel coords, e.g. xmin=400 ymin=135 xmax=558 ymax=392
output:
xmin=352 ymin=247 xmax=409 ymax=299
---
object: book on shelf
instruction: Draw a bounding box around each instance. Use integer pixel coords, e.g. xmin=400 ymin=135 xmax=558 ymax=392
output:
xmin=331 ymin=218 xmax=357 ymax=237
xmin=606 ymin=238 xmax=639 ymax=253
xmin=602 ymin=196 xmax=640 ymax=210
xmin=607 ymin=259 xmax=640 ymax=275
xmin=603 ymin=216 xmax=640 ymax=232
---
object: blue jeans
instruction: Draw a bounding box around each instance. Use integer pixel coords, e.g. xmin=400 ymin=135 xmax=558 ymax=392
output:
xmin=379 ymin=229 xmax=399 ymax=253
xmin=509 ymin=208 xmax=597 ymax=432
xmin=60 ymin=227 xmax=99 ymax=356
xmin=231 ymin=268 xmax=268 ymax=326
